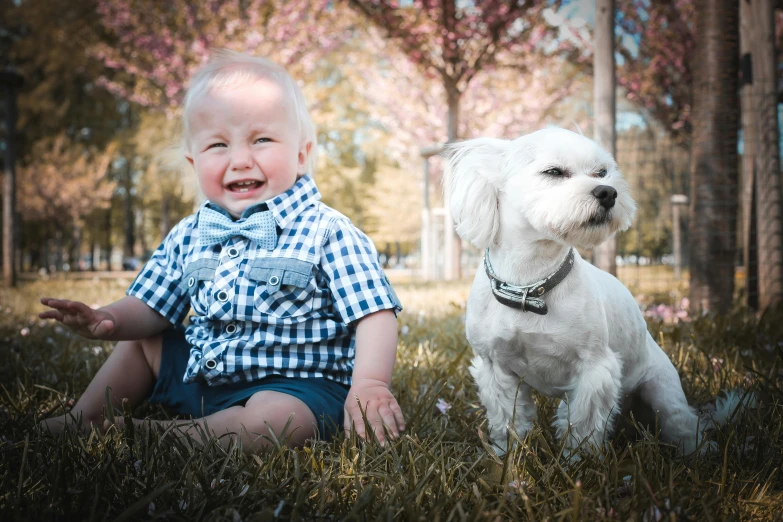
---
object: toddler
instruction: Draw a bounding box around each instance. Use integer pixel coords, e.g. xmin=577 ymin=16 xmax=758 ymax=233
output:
xmin=39 ymin=49 xmax=405 ymax=451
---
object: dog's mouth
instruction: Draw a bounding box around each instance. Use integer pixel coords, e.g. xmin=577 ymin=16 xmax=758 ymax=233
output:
xmin=587 ymin=210 xmax=612 ymax=227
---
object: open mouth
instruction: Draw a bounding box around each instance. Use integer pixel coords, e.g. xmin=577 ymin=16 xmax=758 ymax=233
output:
xmin=226 ymin=180 xmax=264 ymax=193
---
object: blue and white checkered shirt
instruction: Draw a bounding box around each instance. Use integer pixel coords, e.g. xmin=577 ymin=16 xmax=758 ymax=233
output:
xmin=127 ymin=175 xmax=402 ymax=386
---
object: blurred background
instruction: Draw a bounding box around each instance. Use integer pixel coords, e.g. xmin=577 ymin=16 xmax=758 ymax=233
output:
xmin=0 ymin=0 xmax=781 ymax=316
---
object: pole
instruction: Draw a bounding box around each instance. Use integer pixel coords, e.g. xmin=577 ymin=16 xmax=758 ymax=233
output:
xmin=743 ymin=0 xmax=782 ymax=311
xmin=671 ymin=195 xmax=688 ymax=281
xmin=420 ymin=144 xmax=445 ymax=281
xmin=1 ymin=70 xmax=23 ymax=288
xmin=593 ymin=0 xmax=618 ymax=275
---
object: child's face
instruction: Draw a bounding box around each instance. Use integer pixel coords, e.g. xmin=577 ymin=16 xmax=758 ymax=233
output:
xmin=185 ymin=78 xmax=311 ymax=218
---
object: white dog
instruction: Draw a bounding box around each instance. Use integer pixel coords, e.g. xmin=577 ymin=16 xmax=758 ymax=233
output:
xmin=445 ymin=128 xmax=742 ymax=457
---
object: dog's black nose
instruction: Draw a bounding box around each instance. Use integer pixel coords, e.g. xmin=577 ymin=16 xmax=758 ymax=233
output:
xmin=592 ymin=185 xmax=617 ymax=209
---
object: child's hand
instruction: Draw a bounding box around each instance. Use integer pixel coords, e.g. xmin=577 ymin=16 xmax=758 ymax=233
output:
xmin=344 ymin=378 xmax=405 ymax=445
xmin=39 ymin=297 xmax=117 ymax=339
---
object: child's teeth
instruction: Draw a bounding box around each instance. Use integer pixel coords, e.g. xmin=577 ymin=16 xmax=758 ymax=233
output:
xmin=231 ymin=181 xmax=259 ymax=191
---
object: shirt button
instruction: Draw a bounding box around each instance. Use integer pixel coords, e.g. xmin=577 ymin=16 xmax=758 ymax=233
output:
xmin=217 ymin=290 xmax=229 ymax=302
xmin=268 ymin=275 xmax=280 ymax=286
xmin=188 ymin=276 xmax=196 ymax=287
xmin=225 ymin=322 xmax=238 ymax=335
xmin=204 ymin=358 xmax=217 ymax=370
xmin=227 ymin=247 xmax=239 ymax=258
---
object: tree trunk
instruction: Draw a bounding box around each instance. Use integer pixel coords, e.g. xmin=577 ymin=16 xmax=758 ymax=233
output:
xmin=42 ymin=228 xmax=50 ymax=272
xmin=137 ymin=207 xmax=148 ymax=256
xmin=742 ymin=0 xmax=783 ymax=312
xmin=592 ymin=0 xmax=618 ymax=275
xmin=104 ymin=207 xmax=113 ymax=271
xmin=90 ymin=236 xmax=97 ymax=271
xmin=54 ymin=227 xmax=64 ymax=271
xmin=70 ymin=222 xmax=83 ymax=271
xmin=122 ymin=160 xmax=135 ymax=259
xmin=740 ymin=2 xmax=759 ymax=309
xmin=29 ymin=240 xmax=41 ymax=272
xmin=2 ymin=79 xmax=20 ymax=287
xmin=688 ymin=0 xmax=740 ymax=314
xmin=160 ymin=194 xmax=171 ymax=240
xmin=443 ymin=80 xmax=462 ymax=281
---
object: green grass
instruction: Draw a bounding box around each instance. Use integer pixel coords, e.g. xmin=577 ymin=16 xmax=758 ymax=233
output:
xmin=1 ymin=279 xmax=783 ymax=520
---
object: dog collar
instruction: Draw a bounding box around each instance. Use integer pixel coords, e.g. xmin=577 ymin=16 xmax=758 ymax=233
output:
xmin=484 ymin=248 xmax=575 ymax=315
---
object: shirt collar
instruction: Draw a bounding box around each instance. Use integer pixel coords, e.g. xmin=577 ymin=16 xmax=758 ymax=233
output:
xmin=202 ymin=174 xmax=320 ymax=228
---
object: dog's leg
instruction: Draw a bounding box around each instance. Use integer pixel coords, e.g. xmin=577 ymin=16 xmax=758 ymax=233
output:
xmin=637 ymin=348 xmax=704 ymax=454
xmin=554 ymin=354 xmax=621 ymax=459
xmin=471 ymin=355 xmax=536 ymax=456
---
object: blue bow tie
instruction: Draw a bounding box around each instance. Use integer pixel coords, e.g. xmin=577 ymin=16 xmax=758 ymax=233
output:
xmin=197 ymin=206 xmax=278 ymax=249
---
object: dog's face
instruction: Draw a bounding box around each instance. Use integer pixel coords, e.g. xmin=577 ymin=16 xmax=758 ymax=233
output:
xmin=445 ymin=128 xmax=636 ymax=249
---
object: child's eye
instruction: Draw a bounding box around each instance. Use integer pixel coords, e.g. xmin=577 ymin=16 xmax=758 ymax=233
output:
xmin=207 ymin=142 xmax=227 ymax=149
xmin=255 ymin=138 xmax=271 ymax=144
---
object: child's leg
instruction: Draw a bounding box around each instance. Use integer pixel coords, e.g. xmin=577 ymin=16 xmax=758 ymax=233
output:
xmin=39 ymin=335 xmax=162 ymax=433
xmin=121 ymin=390 xmax=318 ymax=452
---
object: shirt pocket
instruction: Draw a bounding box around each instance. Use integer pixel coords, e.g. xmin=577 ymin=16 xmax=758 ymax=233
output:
xmin=179 ymin=258 xmax=219 ymax=317
xmin=248 ymin=257 xmax=316 ymax=319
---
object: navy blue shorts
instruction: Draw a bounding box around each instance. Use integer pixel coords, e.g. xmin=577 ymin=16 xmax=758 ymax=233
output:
xmin=148 ymin=325 xmax=350 ymax=440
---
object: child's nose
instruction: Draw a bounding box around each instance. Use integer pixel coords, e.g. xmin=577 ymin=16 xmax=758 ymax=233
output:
xmin=230 ymin=146 xmax=253 ymax=170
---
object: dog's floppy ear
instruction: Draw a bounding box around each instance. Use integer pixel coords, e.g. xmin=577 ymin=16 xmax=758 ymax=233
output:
xmin=443 ymin=137 xmax=508 ymax=249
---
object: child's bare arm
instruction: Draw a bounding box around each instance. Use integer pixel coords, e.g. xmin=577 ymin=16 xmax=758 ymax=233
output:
xmin=344 ymin=310 xmax=405 ymax=444
xmin=39 ymin=295 xmax=171 ymax=341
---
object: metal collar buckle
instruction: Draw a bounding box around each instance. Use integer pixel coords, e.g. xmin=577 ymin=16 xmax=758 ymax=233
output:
xmin=484 ymin=248 xmax=575 ymax=315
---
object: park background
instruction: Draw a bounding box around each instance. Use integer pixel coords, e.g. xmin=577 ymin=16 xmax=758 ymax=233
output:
xmin=2 ymin=0 xmax=783 ymax=520
xmin=1 ymin=0 xmax=781 ymax=316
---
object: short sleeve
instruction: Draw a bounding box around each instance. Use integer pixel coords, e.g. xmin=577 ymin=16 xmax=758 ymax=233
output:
xmin=126 ymin=218 xmax=193 ymax=325
xmin=320 ymin=219 xmax=402 ymax=324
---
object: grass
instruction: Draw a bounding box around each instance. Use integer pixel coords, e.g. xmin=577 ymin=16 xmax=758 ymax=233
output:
xmin=1 ymin=278 xmax=783 ymax=520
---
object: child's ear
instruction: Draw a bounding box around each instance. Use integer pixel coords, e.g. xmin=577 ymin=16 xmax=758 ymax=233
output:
xmin=298 ymin=141 xmax=313 ymax=174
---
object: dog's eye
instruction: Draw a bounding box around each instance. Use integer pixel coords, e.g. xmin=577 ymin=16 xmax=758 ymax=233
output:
xmin=597 ymin=169 xmax=608 ymax=178
xmin=543 ymin=167 xmax=565 ymax=177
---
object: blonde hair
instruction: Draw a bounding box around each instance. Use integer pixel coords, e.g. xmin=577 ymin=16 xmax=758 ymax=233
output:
xmin=182 ymin=49 xmax=318 ymax=175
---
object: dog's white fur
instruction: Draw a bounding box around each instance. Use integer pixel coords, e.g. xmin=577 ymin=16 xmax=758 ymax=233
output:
xmin=447 ymin=128 xmax=722 ymax=457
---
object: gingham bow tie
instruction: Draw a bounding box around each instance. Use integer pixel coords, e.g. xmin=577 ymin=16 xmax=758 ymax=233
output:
xmin=197 ymin=206 xmax=278 ymax=249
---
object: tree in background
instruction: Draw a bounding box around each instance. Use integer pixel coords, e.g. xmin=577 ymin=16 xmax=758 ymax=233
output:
xmin=3 ymin=0 xmax=123 ymax=153
xmin=345 ymin=0 xmax=580 ymax=279
xmin=617 ymin=0 xmax=783 ymax=138
xmin=128 ymin=112 xmax=194 ymax=243
xmin=618 ymin=0 xmax=783 ymax=311
xmin=740 ymin=0 xmax=782 ymax=313
xmin=616 ymin=0 xmax=695 ymax=144
xmin=350 ymin=28 xmax=585 ymax=171
xmin=93 ymin=0 xmax=343 ymax=111
xmin=17 ymin=135 xmax=116 ymax=270
xmin=688 ymin=0 xmax=740 ymax=314
xmin=2 ymin=0 xmax=128 ymax=271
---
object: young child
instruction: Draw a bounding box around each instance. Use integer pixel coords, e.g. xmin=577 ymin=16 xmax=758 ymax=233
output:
xmin=38 ymin=49 xmax=405 ymax=451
